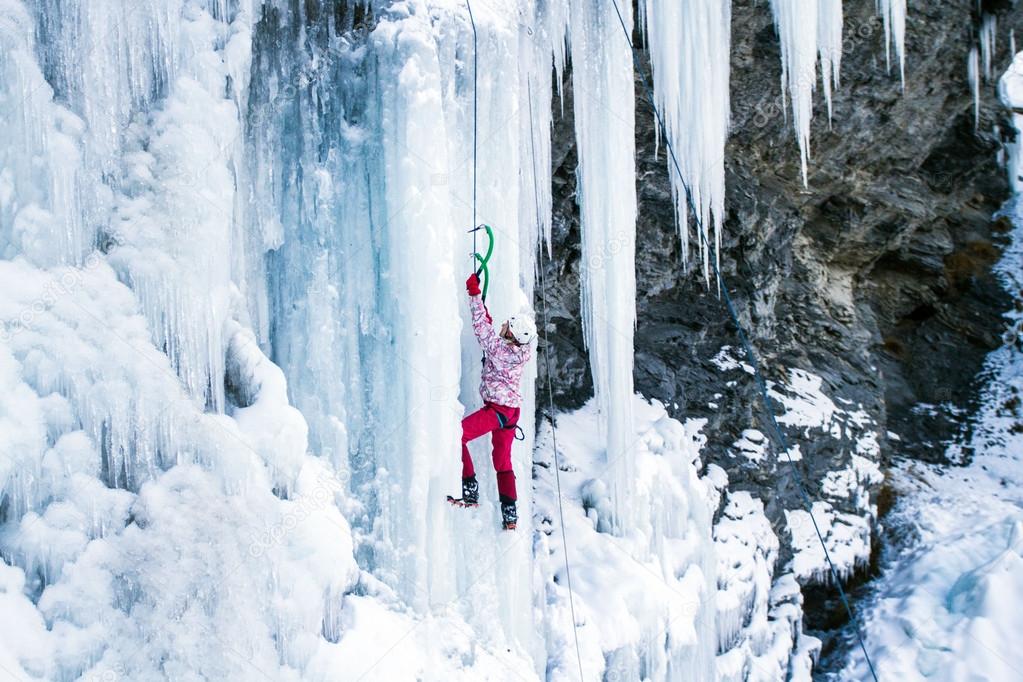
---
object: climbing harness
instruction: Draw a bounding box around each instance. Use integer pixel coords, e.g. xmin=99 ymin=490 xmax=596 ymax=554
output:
xmin=491 ymin=404 xmax=527 ymax=442
xmin=606 ymin=1 xmax=880 ymax=679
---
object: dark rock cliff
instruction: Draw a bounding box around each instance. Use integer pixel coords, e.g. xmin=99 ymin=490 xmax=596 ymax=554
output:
xmin=536 ymin=0 xmax=1022 ymax=665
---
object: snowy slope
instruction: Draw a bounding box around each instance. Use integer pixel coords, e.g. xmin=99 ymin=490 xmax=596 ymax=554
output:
xmin=838 ymin=55 xmax=1023 ymax=682
xmin=839 ymin=210 xmax=1023 ymax=681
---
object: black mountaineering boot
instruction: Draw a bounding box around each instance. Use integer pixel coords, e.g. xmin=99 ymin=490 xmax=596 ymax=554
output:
xmin=462 ymin=476 xmax=479 ymax=505
xmin=447 ymin=476 xmax=479 ymax=507
xmin=500 ymin=497 xmax=517 ymax=531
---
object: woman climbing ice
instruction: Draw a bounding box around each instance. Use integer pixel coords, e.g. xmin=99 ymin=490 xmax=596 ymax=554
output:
xmin=448 ymin=272 xmax=536 ymax=530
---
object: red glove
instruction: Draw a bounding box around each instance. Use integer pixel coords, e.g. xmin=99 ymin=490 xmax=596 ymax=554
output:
xmin=466 ymin=273 xmax=481 ymax=297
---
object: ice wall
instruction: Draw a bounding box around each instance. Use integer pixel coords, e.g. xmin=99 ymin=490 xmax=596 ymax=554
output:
xmin=242 ymin=0 xmax=561 ymax=663
xmin=641 ymin=0 xmax=731 ymax=275
xmin=568 ymin=0 xmax=638 ymax=533
xmin=0 ymin=3 xmax=361 ymax=679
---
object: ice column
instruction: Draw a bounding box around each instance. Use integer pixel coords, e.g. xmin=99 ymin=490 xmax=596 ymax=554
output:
xmin=568 ymin=0 xmax=637 ymax=532
xmin=247 ymin=6 xmax=544 ymax=662
xmin=970 ymin=46 xmax=981 ymax=131
xmin=642 ymin=0 xmax=731 ymax=276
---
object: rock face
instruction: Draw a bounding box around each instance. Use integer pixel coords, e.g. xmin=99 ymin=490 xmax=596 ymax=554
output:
xmin=537 ymin=0 xmax=1023 ymax=666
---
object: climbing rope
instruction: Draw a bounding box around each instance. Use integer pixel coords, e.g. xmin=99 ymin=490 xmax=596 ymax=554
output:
xmin=465 ymin=2 xmax=491 ymax=304
xmin=528 ymin=79 xmax=586 ymax=682
xmin=607 ymin=1 xmax=880 ymax=679
xmin=467 ymin=0 xmax=479 ymax=257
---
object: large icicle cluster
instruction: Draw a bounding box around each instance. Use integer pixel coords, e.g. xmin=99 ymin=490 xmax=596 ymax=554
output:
xmin=768 ymin=0 xmax=913 ymax=183
xmin=0 ymin=3 xmax=365 ymax=679
xmin=769 ymin=0 xmax=844 ymax=184
xmin=641 ymin=0 xmax=731 ymax=275
xmin=567 ymin=0 xmax=638 ymax=532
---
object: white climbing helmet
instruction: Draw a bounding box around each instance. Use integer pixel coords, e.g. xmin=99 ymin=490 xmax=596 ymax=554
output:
xmin=507 ymin=313 xmax=537 ymax=345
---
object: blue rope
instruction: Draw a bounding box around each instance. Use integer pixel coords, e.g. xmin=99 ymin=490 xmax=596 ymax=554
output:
xmin=607 ymin=2 xmax=880 ymax=679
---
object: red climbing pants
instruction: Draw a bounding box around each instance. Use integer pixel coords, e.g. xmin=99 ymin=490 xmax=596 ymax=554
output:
xmin=461 ymin=402 xmax=519 ymax=501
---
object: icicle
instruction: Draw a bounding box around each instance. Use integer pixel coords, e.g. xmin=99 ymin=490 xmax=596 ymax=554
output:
xmin=525 ymin=0 xmax=568 ymax=255
xmin=969 ymin=46 xmax=981 ymax=130
xmin=876 ymin=0 xmax=907 ymax=87
xmin=980 ymin=13 xmax=997 ymax=81
xmin=568 ymin=0 xmax=637 ymax=533
xmin=642 ymin=0 xmax=731 ymax=278
xmin=770 ymin=0 xmax=819 ymax=185
xmin=818 ymin=0 xmax=843 ymax=124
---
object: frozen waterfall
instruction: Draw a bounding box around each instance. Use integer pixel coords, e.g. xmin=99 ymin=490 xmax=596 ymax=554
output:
xmin=0 ymin=0 xmax=930 ymax=679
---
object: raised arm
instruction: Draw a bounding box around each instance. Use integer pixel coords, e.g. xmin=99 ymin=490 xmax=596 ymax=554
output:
xmin=466 ymin=274 xmax=502 ymax=356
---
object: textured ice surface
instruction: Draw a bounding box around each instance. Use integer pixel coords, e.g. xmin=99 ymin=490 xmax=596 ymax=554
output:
xmin=715 ymin=490 xmax=820 ymax=682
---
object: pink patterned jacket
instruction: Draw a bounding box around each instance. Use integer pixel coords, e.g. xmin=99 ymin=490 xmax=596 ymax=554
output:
xmin=470 ymin=295 xmax=531 ymax=408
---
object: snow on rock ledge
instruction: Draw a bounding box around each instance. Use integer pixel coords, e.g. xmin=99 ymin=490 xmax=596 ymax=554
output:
xmin=714 ymin=490 xmax=820 ymax=681
xmin=767 ymin=368 xmax=883 ymax=584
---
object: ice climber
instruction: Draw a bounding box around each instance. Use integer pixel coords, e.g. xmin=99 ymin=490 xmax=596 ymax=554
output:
xmin=449 ymin=272 xmax=537 ymax=530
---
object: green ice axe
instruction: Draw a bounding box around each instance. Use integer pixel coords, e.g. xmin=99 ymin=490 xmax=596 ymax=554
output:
xmin=469 ymin=224 xmax=494 ymax=301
